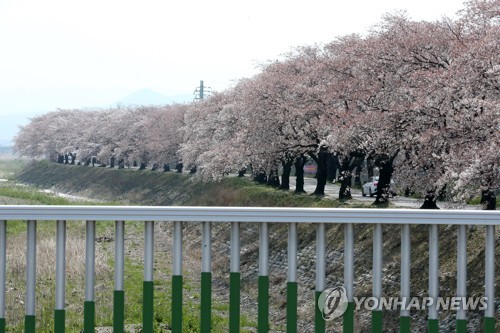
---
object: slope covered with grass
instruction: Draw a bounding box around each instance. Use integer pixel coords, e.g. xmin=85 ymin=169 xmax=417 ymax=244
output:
xmin=16 ymin=160 xmax=359 ymax=208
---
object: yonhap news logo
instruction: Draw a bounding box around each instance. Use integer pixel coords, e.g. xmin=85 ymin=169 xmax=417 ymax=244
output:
xmin=317 ymin=286 xmax=348 ymax=320
xmin=318 ymin=286 xmax=488 ymax=322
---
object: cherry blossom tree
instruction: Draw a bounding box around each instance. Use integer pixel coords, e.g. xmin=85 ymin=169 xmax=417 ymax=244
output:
xmin=143 ymin=104 xmax=187 ymax=169
xmin=14 ymin=109 xmax=88 ymax=161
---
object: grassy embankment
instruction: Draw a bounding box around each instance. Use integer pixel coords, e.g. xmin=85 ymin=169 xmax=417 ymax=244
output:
xmin=14 ymin=160 xmax=361 ymax=208
xmin=2 ymin=159 xmax=499 ymax=332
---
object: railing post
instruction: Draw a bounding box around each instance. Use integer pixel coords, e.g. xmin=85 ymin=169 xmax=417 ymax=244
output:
xmin=484 ymin=225 xmax=495 ymax=332
xmin=25 ymin=220 xmax=36 ymax=333
xmin=84 ymin=221 xmax=95 ymax=333
xmin=428 ymin=224 xmax=439 ymax=332
xmin=287 ymin=222 xmax=298 ymax=333
xmin=342 ymin=223 xmax=354 ymax=333
xmin=258 ymin=222 xmax=269 ymax=333
xmin=229 ymin=222 xmax=240 ymax=333
xmin=54 ymin=220 xmax=66 ymax=333
xmin=114 ymin=221 xmax=125 ymax=333
xmin=143 ymin=221 xmax=154 ymax=333
xmin=400 ymin=224 xmax=410 ymax=333
xmin=343 ymin=223 xmax=354 ymax=333
xmin=372 ymin=223 xmax=383 ymax=333
xmin=172 ymin=221 xmax=183 ymax=333
xmin=456 ymin=225 xmax=467 ymax=333
xmin=0 ymin=220 xmax=6 ymax=333
xmin=315 ymin=223 xmax=325 ymax=333
xmin=200 ymin=221 xmax=212 ymax=333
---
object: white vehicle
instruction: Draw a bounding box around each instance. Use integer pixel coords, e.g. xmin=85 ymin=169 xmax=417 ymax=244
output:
xmin=362 ymin=176 xmax=396 ymax=197
xmin=362 ymin=176 xmax=379 ymax=197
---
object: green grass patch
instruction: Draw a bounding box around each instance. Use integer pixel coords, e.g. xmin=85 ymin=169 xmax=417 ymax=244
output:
xmin=0 ymin=186 xmax=75 ymax=205
xmin=186 ymin=177 xmax=371 ymax=208
xmin=467 ymin=195 xmax=499 ymax=206
xmin=0 ymin=158 xmax=29 ymax=180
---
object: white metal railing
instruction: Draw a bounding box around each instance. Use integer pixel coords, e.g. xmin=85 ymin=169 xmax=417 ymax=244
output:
xmin=0 ymin=206 xmax=498 ymax=333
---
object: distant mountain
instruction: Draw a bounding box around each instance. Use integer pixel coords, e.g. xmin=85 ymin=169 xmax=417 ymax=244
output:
xmin=116 ymin=89 xmax=193 ymax=107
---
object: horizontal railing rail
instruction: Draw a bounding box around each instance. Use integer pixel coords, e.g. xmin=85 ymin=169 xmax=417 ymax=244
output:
xmin=0 ymin=205 xmax=498 ymax=224
xmin=0 ymin=205 xmax=498 ymax=333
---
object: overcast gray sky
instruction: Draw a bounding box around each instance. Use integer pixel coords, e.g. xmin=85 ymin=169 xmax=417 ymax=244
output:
xmin=0 ymin=0 xmax=465 ymax=117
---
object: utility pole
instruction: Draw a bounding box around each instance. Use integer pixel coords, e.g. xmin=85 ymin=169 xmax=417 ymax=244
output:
xmin=194 ymin=80 xmax=211 ymax=100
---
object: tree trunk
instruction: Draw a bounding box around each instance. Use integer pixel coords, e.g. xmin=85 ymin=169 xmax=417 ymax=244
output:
xmin=339 ymin=157 xmax=352 ymax=200
xmin=481 ymin=188 xmax=496 ymax=210
xmin=348 ymin=150 xmax=365 ymax=187
xmin=279 ymin=159 xmax=293 ymax=190
xmin=420 ymin=189 xmax=440 ymax=209
xmin=267 ymin=165 xmax=280 ymax=188
xmin=139 ymin=162 xmax=147 ymax=170
xmin=366 ymin=157 xmax=374 ymax=178
xmin=352 ymin=158 xmax=364 ymax=187
xmin=253 ymin=170 xmax=267 ymax=184
xmin=294 ymin=155 xmax=307 ymax=193
xmin=374 ymin=150 xmax=399 ymax=205
xmin=311 ymin=147 xmax=328 ymax=196
xmin=326 ymin=153 xmax=335 ymax=183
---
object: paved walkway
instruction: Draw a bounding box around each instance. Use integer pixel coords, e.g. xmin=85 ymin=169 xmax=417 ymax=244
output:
xmin=289 ymin=176 xmax=478 ymax=209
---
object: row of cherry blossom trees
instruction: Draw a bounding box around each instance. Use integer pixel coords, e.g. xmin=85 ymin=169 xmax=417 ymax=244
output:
xmin=14 ymin=0 xmax=498 ymax=208
xmin=14 ymin=104 xmax=187 ymax=169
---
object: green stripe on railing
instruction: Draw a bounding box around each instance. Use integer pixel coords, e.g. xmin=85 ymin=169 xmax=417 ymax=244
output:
xmin=314 ymin=290 xmax=325 ymax=333
xmin=83 ymin=301 xmax=94 ymax=333
xmin=286 ymin=281 xmax=297 ymax=333
xmin=24 ymin=315 xmax=35 ymax=333
xmin=399 ymin=316 xmax=410 ymax=333
xmin=54 ymin=309 xmax=65 ymax=333
xmin=428 ymin=319 xmax=439 ymax=333
xmin=200 ymin=272 xmax=212 ymax=333
xmin=229 ymin=272 xmax=240 ymax=333
xmin=113 ymin=290 xmax=125 ymax=333
xmin=371 ymin=310 xmax=382 ymax=333
xmin=172 ymin=275 xmax=183 ymax=333
xmin=143 ymin=281 xmax=154 ymax=333
xmin=343 ymin=302 xmax=354 ymax=333
xmin=484 ymin=317 xmax=495 ymax=333
xmin=258 ymin=275 xmax=269 ymax=333
xmin=456 ymin=319 xmax=467 ymax=333
xmin=0 ymin=318 xmax=5 ymax=333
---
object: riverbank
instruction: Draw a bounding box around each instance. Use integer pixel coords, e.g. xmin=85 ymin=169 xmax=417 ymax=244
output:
xmin=15 ymin=160 xmax=366 ymax=208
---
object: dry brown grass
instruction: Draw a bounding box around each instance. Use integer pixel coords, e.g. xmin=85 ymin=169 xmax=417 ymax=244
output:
xmin=5 ymin=222 xmax=112 ymax=331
